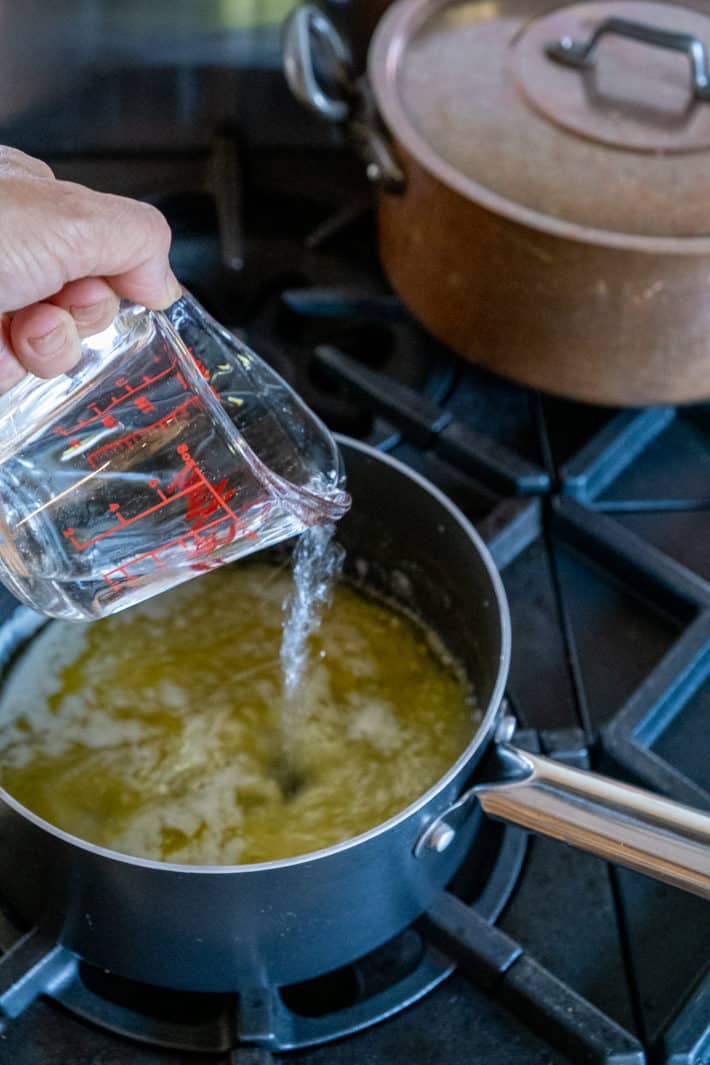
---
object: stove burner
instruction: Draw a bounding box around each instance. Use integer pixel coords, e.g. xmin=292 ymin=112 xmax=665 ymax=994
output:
xmin=0 ymin=813 xmax=526 ymax=1054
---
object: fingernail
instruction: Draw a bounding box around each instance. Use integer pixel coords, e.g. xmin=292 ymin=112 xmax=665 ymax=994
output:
xmin=27 ymin=322 xmax=69 ymax=358
xmin=70 ymin=299 xmax=114 ymax=332
xmin=166 ymin=269 xmax=182 ymax=305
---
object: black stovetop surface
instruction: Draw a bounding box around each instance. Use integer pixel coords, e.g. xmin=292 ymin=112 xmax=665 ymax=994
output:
xmin=0 ymin=110 xmax=707 ymax=1065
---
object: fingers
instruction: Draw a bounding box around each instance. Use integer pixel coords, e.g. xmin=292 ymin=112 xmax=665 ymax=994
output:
xmin=49 ymin=277 xmax=120 ymax=337
xmin=3 ymin=279 xmax=120 ymax=388
xmin=3 ymin=270 xmax=170 ymax=389
xmin=0 ymin=152 xmax=181 ymax=392
xmin=0 ymin=168 xmax=180 ymax=315
xmin=9 ymin=303 xmax=81 ymax=379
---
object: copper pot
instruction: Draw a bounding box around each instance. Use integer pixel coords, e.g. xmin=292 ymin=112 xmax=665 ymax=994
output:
xmin=284 ymin=0 xmax=710 ymax=406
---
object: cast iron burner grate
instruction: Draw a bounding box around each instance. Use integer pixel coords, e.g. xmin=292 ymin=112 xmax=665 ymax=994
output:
xmin=239 ymin=275 xmax=457 ymax=448
xmin=0 ymin=811 xmax=526 ymax=1054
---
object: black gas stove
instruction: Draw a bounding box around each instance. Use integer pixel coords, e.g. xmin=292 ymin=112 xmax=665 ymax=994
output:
xmin=0 ymin=78 xmax=708 ymax=1065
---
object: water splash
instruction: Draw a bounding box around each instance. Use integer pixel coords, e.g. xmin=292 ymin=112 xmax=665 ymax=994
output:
xmin=280 ymin=523 xmax=345 ymax=701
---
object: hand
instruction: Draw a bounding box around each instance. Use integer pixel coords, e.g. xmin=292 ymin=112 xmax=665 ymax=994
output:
xmin=0 ymin=146 xmax=181 ymax=392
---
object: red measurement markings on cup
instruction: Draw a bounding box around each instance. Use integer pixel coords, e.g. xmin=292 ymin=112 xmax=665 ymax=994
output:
xmin=85 ymin=395 xmax=201 ymax=469
xmin=52 ymin=348 xmax=221 ymax=468
xmin=52 ymin=354 xmax=179 ymax=441
xmin=61 ymin=444 xmax=255 ymax=586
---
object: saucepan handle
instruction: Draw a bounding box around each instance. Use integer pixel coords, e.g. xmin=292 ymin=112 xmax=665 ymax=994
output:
xmin=475 ymin=744 xmax=710 ymax=899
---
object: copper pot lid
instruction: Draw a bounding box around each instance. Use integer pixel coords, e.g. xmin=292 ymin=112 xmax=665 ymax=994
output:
xmin=369 ymin=0 xmax=710 ymax=248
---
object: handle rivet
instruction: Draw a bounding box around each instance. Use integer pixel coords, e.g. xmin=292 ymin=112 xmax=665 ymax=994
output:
xmin=426 ymin=822 xmax=456 ymax=853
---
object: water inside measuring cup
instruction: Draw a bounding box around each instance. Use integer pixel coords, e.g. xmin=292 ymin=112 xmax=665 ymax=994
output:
xmin=0 ymin=310 xmax=347 ymax=622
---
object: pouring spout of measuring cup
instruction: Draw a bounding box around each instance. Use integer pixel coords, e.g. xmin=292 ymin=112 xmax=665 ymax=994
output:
xmin=164 ymin=293 xmax=351 ymax=524
xmin=0 ymin=289 xmax=350 ymax=621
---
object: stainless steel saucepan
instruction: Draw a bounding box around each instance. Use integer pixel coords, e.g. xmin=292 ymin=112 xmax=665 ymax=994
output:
xmin=0 ymin=437 xmax=706 ymax=994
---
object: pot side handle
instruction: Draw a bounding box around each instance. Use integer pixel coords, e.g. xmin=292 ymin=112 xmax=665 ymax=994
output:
xmin=282 ymin=4 xmax=405 ymax=191
xmin=475 ymin=743 xmax=710 ymax=900
xmin=282 ymin=5 xmax=352 ymax=123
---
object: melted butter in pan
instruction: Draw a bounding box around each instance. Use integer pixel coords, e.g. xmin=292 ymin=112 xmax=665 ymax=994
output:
xmin=0 ymin=564 xmax=477 ymax=865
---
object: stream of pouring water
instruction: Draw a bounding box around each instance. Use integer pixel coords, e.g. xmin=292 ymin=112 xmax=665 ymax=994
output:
xmin=280 ymin=523 xmax=345 ymax=701
xmin=275 ymin=523 xmax=345 ymax=794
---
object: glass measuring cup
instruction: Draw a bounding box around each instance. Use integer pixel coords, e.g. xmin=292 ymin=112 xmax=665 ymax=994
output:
xmin=0 ymin=291 xmax=350 ymax=621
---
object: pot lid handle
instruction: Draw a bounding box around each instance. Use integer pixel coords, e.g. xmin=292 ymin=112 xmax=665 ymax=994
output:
xmin=513 ymin=2 xmax=710 ymax=155
xmin=546 ymin=16 xmax=710 ymax=102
